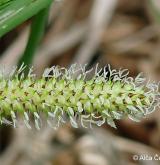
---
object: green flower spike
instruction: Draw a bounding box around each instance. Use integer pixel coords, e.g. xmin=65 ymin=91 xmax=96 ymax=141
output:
xmin=0 ymin=64 xmax=159 ymax=129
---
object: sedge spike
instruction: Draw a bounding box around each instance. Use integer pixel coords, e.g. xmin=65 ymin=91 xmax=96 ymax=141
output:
xmin=0 ymin=64 xmax=159 ymax=129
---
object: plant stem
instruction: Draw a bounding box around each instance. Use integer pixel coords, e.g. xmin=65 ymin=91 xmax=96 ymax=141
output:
xmin=18 ymin=6 xmax=50 ymax=71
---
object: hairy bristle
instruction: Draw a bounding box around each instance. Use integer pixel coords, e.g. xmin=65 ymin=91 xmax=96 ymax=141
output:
xmin=0 ymin=64 xmax=159 ymax=129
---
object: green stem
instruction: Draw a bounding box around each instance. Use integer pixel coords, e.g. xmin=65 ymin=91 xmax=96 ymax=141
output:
xmin=18 ymin=6 xmax=50 ymax=70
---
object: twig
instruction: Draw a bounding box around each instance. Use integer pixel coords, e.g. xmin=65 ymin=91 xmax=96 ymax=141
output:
xmin=34 ymin=22 xmax=88 ymax=74
xmin=0 ymin=27 xmax=29 ymax=74
xmin=109 ymin=25 xmax=160 ymax=54
xmin=71 ymin=0 xmax=118 ymax=64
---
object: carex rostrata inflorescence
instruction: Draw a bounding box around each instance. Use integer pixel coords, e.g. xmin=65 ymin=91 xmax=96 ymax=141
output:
xmin=0 ymin=64 xmax=159 ymax=129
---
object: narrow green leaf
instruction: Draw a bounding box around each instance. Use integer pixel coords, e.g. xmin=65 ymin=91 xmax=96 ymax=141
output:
xmin=0 ymin=0 xmax=53 ymax=37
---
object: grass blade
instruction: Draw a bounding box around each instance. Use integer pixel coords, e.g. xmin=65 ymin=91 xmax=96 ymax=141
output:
xmin=0 ymin=0 xmax=53 ymax=37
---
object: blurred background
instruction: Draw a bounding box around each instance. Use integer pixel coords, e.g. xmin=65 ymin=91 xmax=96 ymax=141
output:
xmin=0 ymin=0 xmax=160 ymax=164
